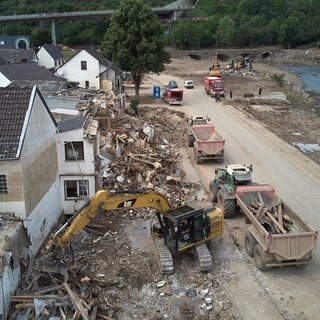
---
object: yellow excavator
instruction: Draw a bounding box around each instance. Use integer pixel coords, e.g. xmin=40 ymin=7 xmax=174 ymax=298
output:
xmin=42 ymin=189 xmax=224 ymax=274
xmin=209 ymin=52 xmax=222 ymax=77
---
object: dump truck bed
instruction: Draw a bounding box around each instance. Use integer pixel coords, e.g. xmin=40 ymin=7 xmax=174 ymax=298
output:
xmin=236 ymin=184 xmax=317 ymax=264
xmin=191 ymin=124 xmax=225 ymax=163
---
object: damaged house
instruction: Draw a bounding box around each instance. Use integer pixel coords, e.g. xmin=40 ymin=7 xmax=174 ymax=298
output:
xmin=57 ymin=115 xmax=99 ymax=214
xmin=0 ymin=86 xmax=100 ymax=319
xmin=0 ymin=87 xmax=61 ymax=319
xmin=54 ymin=46 xmax=126 ymax=110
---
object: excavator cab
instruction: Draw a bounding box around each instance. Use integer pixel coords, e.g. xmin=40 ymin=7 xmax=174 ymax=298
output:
xmin=151 ymin=200 xmax=223 ymax=273
xmin=152 ymin=200 xmax=223 ymax=252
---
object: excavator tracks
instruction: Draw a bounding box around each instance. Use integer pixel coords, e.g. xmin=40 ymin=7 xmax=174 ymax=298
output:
xmin=195 ymin=243 xmax=213 ymax=272
xmin=154 ymin=237 xmax=174 ymax=274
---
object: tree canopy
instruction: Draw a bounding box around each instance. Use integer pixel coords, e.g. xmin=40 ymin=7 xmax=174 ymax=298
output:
xmin=100 ymin=0 xmax=170 ymax=97
xmin=169 ymin=0 xmax=320 ymax=49
xmin=0 ymin=0 xmax=319 ymax=49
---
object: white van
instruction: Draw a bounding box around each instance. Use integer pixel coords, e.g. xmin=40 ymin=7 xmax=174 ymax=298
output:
xmin=184 ymin=80 xmax=194 ymax=89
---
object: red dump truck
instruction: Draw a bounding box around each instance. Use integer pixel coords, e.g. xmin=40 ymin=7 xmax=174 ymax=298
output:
xmin=236 ymin=184 xmax=318 ymax=271
xmin=162 ymin=87 xmax=183 ymax=105
xmin=203 ymin=76 xmax=225 ymax=99
xmin=190 ymin=123 xmax=225 ymax=164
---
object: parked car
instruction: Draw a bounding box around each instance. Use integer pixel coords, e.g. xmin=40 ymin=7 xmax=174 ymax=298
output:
xmin=184 ymin=80 xmax=194 ymax=89
xmin=167 ymin=80 xmax=178 ymax=89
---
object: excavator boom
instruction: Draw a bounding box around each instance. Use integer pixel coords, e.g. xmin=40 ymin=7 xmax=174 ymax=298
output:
xmin=46 ymin=189 xmax=171 ymax=251
xmin=41 ymin=189 xmax=224 ymax=274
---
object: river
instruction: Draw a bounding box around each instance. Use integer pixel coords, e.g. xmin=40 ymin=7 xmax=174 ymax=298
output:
xmin=280 ymin=66 xmax=320 ymax=105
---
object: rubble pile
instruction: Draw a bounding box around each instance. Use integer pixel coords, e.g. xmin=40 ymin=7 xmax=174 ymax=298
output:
xmin=98 ymin=106 xmax=199 ymax=204
xmin=10 ymin=105 xmax=232 ymax=319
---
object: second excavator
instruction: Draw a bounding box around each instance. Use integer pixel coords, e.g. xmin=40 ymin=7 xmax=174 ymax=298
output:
xmin=42 ymin=189 xmax=224 ymax=274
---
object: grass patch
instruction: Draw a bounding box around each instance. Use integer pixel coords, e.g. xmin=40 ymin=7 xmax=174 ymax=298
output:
xmin=270 ymin=73 xmax=285 ymax=87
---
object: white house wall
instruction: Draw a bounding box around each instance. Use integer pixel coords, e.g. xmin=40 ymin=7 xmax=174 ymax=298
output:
xmin=0 ymin=73 xmax=11 ymax=87
xmin=21 ymin=90 xmax=60 ymax=219
xmin=57 ymin=128 xmax=96 ymax=215
xmin=56 ymin=50 xmax=104 ymax=89
xmin=57 ymin=128 xmax=95 ymax=176
xmin=37 ymin=48 xmax=55 ymax=69
xmin=60 ymin=175 xmax=95 ymax=214
xmin=15 ymin=89 xmax=63 ymax=253
xmin=23 ymin=180 xmax=61 ymax=255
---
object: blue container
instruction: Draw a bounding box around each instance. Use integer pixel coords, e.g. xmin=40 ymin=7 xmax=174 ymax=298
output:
xmin=153 ymin=85 xmax=161 ymax=98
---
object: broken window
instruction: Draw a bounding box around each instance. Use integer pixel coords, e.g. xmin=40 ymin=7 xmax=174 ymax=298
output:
xmin=65 ymin=142 xmax=84 ymax=161
xmin=65 ymin=180 xmax=89 ymax=199
xmin=81 ymin=61 xmax=87 ymax=70
xmin=0 ymin=175 xmax=8 ymax=193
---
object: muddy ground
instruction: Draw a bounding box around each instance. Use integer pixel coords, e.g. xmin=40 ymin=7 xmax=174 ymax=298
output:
xmin=11 ymin=49 xmax=320 ymax=319
xmin=159 ymin=50 xmax=320 ymax=166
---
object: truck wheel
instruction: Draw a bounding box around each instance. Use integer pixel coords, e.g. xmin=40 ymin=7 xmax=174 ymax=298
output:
xmin=195 ymin=152 xmax=203 ymax=164
xmin=188 ymin=135 xmax=195 ymax=147
xmin=217 ymin=190 xmax=235 ymax=218
xmin=194 ymin=148 xmax=203 ymax=164
xmin=254 ymin=244 xmax=267 ymax=271
xmin=223 ymin=200 xmax=236 ymax=218
xmin=245 ymin=231 xmax=257 ymax=257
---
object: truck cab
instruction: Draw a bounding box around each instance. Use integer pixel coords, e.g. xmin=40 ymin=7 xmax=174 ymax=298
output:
xmin=162 ymin=87 xmax=183 ymax=105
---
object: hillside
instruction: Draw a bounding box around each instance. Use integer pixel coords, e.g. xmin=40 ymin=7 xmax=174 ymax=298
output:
xmin=0 ymin=0 xmax=319 ymax=49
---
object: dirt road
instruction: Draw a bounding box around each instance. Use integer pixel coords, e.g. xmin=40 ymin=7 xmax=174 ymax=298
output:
xmin=138 ymin=55 xmax=320 ymax=320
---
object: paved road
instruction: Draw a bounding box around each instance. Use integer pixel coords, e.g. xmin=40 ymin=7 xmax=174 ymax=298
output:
xmin=152 ymin=73 xmax=320 ymax=320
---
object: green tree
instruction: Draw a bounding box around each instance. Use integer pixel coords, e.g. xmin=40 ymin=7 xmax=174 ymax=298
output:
xmin=31 ymin=28 xmax=52 ymax=48
xmin=216 ymin=16 xmax=236 ymax=47
xmin=279 ymin=16 xmax=302 ymax=49
xmin=168 ymin=21 xmax=202 ymax=49
xmin=100 ymin=0 xmax=171 ymax=97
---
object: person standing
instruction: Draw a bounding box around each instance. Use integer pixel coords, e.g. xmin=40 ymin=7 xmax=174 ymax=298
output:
xmin=230 ymin=90 xmax=233 ymax=99
xmin=258 ymin=87 xmax=262 ymax=96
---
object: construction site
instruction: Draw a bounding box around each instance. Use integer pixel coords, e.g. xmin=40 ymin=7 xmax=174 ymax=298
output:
xmin=1 ymin=49 xmax=320 ymax=319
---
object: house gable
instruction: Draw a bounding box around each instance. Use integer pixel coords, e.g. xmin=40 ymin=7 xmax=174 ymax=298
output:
xmin=55 ymin=47 xmax=123 ymax=90
xmin=0 ymin=86 xmax=58 ymax=218
xmin=0 ymin=87 xmax=56 ymax=160
xmin=37 ymin=44 xmax=65 ymax=70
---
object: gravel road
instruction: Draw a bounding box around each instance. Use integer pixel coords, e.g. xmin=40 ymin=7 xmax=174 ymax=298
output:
xmin=142 ymin=56 xmax=320 ymax=319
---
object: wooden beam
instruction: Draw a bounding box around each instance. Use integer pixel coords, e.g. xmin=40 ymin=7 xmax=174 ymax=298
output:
xmin=63 ymin=282 xmax=89 ymax=320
